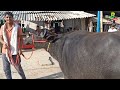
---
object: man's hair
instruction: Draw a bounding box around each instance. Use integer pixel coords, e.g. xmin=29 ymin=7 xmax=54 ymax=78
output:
xmin=111 ymin=24 xmax=116 ymax=27
xmin=4 ymin=11 xmax=13 ymax=17
xmin=37 ymin=25 xmax=39 ymax=28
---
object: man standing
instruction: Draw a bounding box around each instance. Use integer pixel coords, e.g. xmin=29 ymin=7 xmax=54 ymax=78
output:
xmin=35 ymin=25 xmax=41 ymax=36
xmin=108 ymin=24 xmax=118 ymax=32
xmin=0 ymin=12 xmax=26 ymax=79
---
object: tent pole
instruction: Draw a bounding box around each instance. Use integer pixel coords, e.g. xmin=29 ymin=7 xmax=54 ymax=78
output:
xmin=96 ymin=11 xmax=100 ymax=32
xmin=100 ymin=11 xmax=103 ymax=32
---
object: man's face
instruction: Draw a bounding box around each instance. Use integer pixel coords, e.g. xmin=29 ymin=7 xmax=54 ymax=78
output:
xmin=4 ymin=14 xmax=13 ymax=24
xmin=37 ymin=27 xmax=39 ymax=29
xmin=111 ymin=26 xmax=115 ymax=29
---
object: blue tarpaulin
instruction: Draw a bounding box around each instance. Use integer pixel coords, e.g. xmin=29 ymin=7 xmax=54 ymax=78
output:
xmin=96 ymin=11 xmax=100 ymax=32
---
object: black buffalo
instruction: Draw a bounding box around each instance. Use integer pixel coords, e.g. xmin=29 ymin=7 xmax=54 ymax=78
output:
xmin=47 ymin=30 xmax=120 ymax=79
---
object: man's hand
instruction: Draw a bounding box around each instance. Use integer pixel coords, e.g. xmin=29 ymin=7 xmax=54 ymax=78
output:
xmin=19 ymin=50 xmax=22 ymax=55
xmin=3 ymin=42 xmax=8 ymax=49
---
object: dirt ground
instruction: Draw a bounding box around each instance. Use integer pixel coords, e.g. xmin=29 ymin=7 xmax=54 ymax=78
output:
xmin=0 ymin=49 xmax=64 ymax=79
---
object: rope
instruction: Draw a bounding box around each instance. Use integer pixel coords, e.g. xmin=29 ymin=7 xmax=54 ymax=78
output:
xmin=7 ymin=48 xmax=20 ymax=66
xmin=47 ymin=42 xmax=51 ymax=51
xmin=20 ymin=34 xmax=34 ymax=60
xmin=6 ymin=39 xmax=20 ymax=66
xmin=5 ymin=30 xmax=34 ymax=66
xmin=21 ymin=48 xmax=34 ymax=60
xmin=4 ymin=28 xmax=20 ymax=66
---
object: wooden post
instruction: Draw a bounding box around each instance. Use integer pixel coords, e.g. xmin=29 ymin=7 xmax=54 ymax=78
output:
xmin=100 ymin=11 xmax=103 ymax=32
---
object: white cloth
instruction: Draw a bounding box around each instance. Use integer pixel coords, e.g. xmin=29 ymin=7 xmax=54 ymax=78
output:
xmin=108 ymin=28 xmax=118 ymax=32
xmin=89 ymin=21 xmax=93 ymax=32
xmin=3 ymin=23 xmax=19 ymax=56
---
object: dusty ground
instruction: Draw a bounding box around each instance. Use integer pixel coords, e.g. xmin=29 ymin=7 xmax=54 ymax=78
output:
xmin=0 ymin=49 xmax=64 ymax=79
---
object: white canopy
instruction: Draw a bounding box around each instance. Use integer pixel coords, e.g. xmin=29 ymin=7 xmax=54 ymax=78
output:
xmin=0 ymin=11 xmax=96 ymax=21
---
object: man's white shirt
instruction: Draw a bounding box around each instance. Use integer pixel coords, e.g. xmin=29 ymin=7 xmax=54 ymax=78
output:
xmin=108 ymin=28 xmax=118 ymax=32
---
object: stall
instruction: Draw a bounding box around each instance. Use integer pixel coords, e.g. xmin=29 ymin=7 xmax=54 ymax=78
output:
xmin=92 ymin=17 xmax=112 ymax=32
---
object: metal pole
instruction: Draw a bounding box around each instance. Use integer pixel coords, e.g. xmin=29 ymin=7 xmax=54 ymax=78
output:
xmin=100 ymin=11 xmax=103 ymax=32
xmin=96 ymin=11 xmax=100 ymax=32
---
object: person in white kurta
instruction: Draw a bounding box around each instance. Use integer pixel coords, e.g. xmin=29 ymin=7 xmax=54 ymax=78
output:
xmin=108 ymin=24 xmax=118 ymax=32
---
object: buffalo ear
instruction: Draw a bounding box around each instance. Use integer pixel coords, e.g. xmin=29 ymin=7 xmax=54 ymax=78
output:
xmin=51 ymin=34 xmax=63 ymax=43
xmin=51 ymin=37 xmax=60 ymax=43
xmin=46 ymin=35 xmax=57 ymax=42
xmin=46 ymin=34 xmax=62 ymax=43
xmin=52 ymin=34 xmax=63 ymax=43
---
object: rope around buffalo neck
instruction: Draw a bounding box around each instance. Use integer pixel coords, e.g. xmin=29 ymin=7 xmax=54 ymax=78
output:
xmin=47 ymin=42 xmax=51 ymax=52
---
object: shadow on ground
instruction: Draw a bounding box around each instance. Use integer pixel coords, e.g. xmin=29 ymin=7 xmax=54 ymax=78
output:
xmin=36 ymin=72 xmax=64 ymax=79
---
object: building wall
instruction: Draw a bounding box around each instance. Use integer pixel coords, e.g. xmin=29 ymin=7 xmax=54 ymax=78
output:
xmin=80 ymin=18 xmax=86 ymax=30
xmin=63 ymin=19 xmax=73 ymax=29
xmin=63 ymin=18 xmax=86 ymax=31
xmin=32 ymin=21 xmax=44 ymax=26
xmin=21 ymin=18 xmax=89 ymax=32
xmin=74 ymin=18 xmax=81 ymax=30
xmin=21 ymin=20 xmax=44 ymax=30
